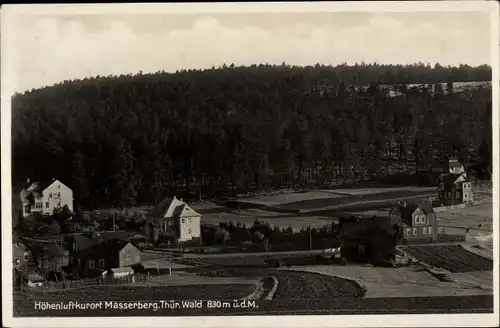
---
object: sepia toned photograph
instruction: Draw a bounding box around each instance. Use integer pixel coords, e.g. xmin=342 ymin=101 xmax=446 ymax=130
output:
xmin=1 ymin=2 xmax=498 ymax=328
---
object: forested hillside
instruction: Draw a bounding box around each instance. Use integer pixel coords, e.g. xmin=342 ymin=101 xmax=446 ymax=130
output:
xmin=11 ymin=63 xmax=492 ymax=208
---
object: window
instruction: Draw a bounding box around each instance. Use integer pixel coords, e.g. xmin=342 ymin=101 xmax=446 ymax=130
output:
xmin=406 ymin=228 xmax=411 ymax=236
xmin=464 ymin=193 xmax=468 ymax=199
xmin=186 ymin=218 xmax=191 ymax=224
xmin=456 ymin=192 xmax=461 ymax=200
xmin=429 ymin=227 xmax=433 ymax=235
xmin=99 ymin=259 xmax=105 ymax=268
xmin=45 ymin=202 xmax=49 ymax=208
xmin=187 ymin=228 xmax=192 ymax=235
xmin=423 ymin=227 xmax=428 ymax=235
xmin=181 ymin=218 xmax=185 ymax=224
xmin=14 ymin=257 xmax=20 ymax=265
xmin=447 ymin=192 xmax=451 ymax=198
xmin=415 ymin=215 xmax=425 ymax=225
xmin=358 ymin=245 xmax=365 ymax=254
xmin=413 ymin=228 xmax=417 ymax=235
xmin=88 ymin=260 xmax=95 ymax=269
xmin=23 ymin=252 xmax=29 ymax=261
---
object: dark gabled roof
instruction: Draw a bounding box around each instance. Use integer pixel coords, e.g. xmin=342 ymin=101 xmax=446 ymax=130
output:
xmin=78 ymin=238 xmax=137 ymax=256
xmin=172 ymin=203 xmax=186 ymax=218
xmin=104 ymin=238 xmax=132 ymax=252
xmin=395 ymin=203 xmax=419 ymax=226
xmin=93 ymin=231 xmax=131 ymax=243
xmin=28 ymin=242 xmax=65 ymax=258
xmin=147 ymin=196 xmax=174 ymax=218
xmin=392 ymin=202 xmax=435 ymax=227
xmin=418 ymin=203 xmax=435 ymax=215
xmin=340 ymin=216 xmax=396 ymax=239
xmin=440 ymin=173 xmax=465 ymax=189
xmin=21 ymin=180 xmax=56 ymax=195
xmin=72 ymin=234 xmax=98 ymax=250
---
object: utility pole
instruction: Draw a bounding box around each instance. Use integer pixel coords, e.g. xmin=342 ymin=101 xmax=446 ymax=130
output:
xmin=309 ymin=221 xmax=312 ymax=251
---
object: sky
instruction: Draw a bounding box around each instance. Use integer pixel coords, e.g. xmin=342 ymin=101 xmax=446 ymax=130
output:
xmin=6 ymin=9 xmax=494 ymax=93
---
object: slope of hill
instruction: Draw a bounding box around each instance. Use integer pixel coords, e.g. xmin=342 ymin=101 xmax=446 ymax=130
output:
xmin=11 ymin=64 xmax=492 ymax=208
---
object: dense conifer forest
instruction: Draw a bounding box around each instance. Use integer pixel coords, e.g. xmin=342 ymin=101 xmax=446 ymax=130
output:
xmin=11 ymin=63 xmax=492 ymax=208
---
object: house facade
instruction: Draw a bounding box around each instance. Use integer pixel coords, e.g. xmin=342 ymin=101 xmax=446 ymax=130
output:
xmin=72 ymin=239 xmax=141 ymax=278
xmin=13 ymin=242 xmax=32 ymax=268
xmin=338 ymin=216 xmax=399 ymax=265
xmin=417 ymin=158 xmax=466 ymax=184
xmin=146 ymin=196 xmax=202 ymax=244
xmin=389 ymin=202 xmax=438 ymax=244
xmin=29 ymin=242 xmax=69 ymax=277
xmin=20 ymin=179 xmax=74 ymax=217
xmin=437 ymin=173 xmax=473 ymax=206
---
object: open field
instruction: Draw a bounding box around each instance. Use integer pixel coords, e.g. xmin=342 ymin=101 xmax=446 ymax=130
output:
xmin=235 ymin=188 xmax=436 ymax=210
xmin=283 ymin=264 xmax=493 ymax=299
xmin=236 ymin=191 xmax=344 ymax=206
xmin=202 ymin=210 xmax=333 ymax=231
xmin=275 ymin=190 xmax=435 ymax=211
xmin=198 ymin=267 xmax=364 ymax=299
xmin=402 ymin=245 xmax=493 ymax=273
xmin=436 ymin=201 xmax=493 ymax=254
xmin=319 ymin=186 xmax=435 ymax=196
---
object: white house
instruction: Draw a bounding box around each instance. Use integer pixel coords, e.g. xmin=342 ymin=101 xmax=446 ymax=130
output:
xmin=448 ymin=158 xmax=466 ymax=175
xmin=20 ymin=179 xmax=74 ymax=217
xmin=146 ymin=196 xmax=202 ymax=244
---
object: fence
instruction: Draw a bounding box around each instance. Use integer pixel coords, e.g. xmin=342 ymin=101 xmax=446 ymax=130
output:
xmin=21 ymin=272 xmax=150 ymax=292
xmin=433 ymin=198 xmax=492 ymax=213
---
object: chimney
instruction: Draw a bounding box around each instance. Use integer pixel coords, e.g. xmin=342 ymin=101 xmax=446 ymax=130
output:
xmin=52 ymin=177 xmax=56 ymax=182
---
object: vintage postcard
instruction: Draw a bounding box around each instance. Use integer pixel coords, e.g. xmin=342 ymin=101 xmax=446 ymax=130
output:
xmin=1 ymin=2 xmax=499 ymax=327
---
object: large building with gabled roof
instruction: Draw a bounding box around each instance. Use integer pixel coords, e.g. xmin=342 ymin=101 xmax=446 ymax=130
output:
xmin=437 ymin=173 xmax=473 ymax=206
xmin=18 ymin=178 xmax=74 ymax=217
xmin=146 ymin=196 xmax=202 ymax=244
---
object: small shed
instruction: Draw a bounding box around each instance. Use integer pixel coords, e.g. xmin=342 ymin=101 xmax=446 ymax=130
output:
xmin=109 ymin=267 xmax=134 ymax=278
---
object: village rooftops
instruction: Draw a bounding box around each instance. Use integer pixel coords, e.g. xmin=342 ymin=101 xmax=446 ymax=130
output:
xmin=93 ymin=230 xmax=131 ymax=243
xmin=76 ymin=238 xmax=137 ymax=256
xmin=147 ymin=196 xmax=202 ymax=219
xmin=21 ymin=179 xmax=58 ymax=198
xmin=24 ymin=241 xmax=67 ymax=261
xmin=339 ymin=215 xmax=399 ymax=240
xmin=72 ymin=234 xmax=99 ymax=251
xmin=440 ymin=173 xmax=467 ymax=188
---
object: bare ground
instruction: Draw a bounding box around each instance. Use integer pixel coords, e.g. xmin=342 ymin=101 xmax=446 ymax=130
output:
xmin=283 ymin=264 xmax=493 ymax=298
xmin=437 ymin=201 xmax=493 ymax=253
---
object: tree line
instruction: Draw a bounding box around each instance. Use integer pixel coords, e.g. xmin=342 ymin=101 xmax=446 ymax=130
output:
xmin=11 ymin=63 xmax=492 ymax=209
